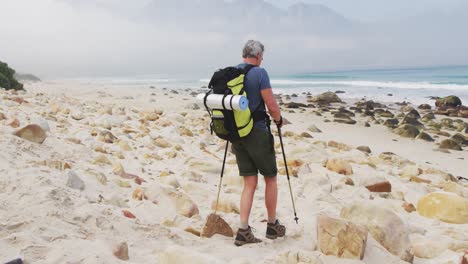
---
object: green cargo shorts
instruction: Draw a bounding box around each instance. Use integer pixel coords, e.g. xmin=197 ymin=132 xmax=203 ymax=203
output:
xmin=231 ymin=127 xmax=278 ymax=177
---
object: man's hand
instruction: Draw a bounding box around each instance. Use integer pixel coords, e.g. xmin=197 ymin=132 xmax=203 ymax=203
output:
xmin=274 ymin=116 xmax=291 ymax=128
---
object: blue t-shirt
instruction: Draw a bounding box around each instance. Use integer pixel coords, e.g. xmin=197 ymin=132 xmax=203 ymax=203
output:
xmin=237 ymin=63 xmax=271 ymax=131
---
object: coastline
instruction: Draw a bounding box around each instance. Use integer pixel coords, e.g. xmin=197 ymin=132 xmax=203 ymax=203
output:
xmin=0 ymin=80 xmax=467 ymax=264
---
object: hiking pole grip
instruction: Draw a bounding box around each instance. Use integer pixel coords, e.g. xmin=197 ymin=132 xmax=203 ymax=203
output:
xmin=277 ymin=125 xmax=299 ymax=224
xmin=215 ymin=140 xmax=229 ymax=215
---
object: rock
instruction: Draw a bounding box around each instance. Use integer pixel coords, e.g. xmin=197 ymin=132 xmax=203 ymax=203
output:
xmin=462 ymin=251 xmax=468 ymax=264
xmin=164 ymin=189 xmax=199 ymax=218
xmin=201 ymin=213 xmax=234 ymax=238
xmin=400 ymin=115 xmax=424 ymax=129
xmin=155 ymin=138 xmax=172 ymax=148
xmin=410 ymin=176 xmax=431 ymax=184
xmin=300 ymin=132 xmax=313 ymax=138
xmin=393 ymin=124 xmax=420 ymax=138
xmin=93 ymin=154 xmax=111 ymax=165
xmin=317 ymin=214 xmax=367 ymax=260
xmin=0 ymin=112 xmax=6 ymax=120
xmin=435 ymin=95 xmax=462 ymax=108
xmin=417 ymin=192 xmax=468 ymax=224
xmin=407 ymin=109 xmax=421 ymax=119
xmin=178 ymin=126 xmax=193 ymax=137
xmin=325 ymin=158 xmax=353 ymax=175
xmin=66 ymin=171 xmax=85 ymax=190
xmin=341 ymin=203 xmax=413 ymax=262
xmin=402 ymin=202 xmax=416 ymax=213
xmin=308 ymin=92 xmax=342 ymax=104
xmin=31 ymin=117 xmax=50 ymax=132
xmin=122 ymin=209 xmax=136 ymax=219
xmin=451 ymin=133 xmax=467 ymax=146
xmin=71 ymin=110 xmax=85 ymax=120
xmin=119 ymin=140 xmax=132 ymax=151
xmin=113 ymin=242 xmax=129 ymax=260
xmin=365 ymin=181 xmax=392 ymax=192
xmin=439 ymin=139 xmax=462 ymax=150
xmin=14 ymin=124 xmax=47 ymax=144
xmin=418 ymin=104 xmax=432 ymax=110
xmin=97 ymin=130 xmax=118 ymax=143
xmin=308 ymin=125 xmax=322 ymax=133
xmin=285 ymin=102 xmax=307 ymax=108
xmin=132 ymin=188 xmax=145 ymax=200
xmin=328 ymin=141 xmax=352 ymax=151
xmin=383 ymin=118 xmax=399 ymax=128
xmin=334 ymin=119 xmax=357 ymax=125
xmin=416 ymin=131 xmax=434 ymax=142
xmin=211 ymin=197 xmax=239 ymax=214
xmin=357 ymin=146 xmax=371 ymax=154
xmin=421 ymin=112 xmax=436 ymax=121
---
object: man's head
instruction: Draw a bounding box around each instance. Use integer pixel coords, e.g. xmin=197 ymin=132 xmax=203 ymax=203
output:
xmin=242 ymin=40 xmax=264 ymax=66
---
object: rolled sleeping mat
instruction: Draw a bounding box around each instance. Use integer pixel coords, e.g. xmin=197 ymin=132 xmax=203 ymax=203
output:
xmin=196 ymin=93 xmax=249 ymax=111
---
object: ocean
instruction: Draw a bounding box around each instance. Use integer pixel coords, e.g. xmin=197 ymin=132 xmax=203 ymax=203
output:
xmin=82 ymin=65 xmax=468 ymax=106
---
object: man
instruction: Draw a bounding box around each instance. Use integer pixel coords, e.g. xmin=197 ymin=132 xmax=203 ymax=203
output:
xmin=232 ymin=40 xmax=286 ymax=246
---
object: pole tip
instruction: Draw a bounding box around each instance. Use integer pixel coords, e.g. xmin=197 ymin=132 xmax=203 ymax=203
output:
xmin=294 ymin=217 xmax=299 ymax=224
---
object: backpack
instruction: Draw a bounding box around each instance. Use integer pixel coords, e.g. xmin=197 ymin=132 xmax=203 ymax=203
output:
xmin=204 ymin=64 xmax=266 ymax=141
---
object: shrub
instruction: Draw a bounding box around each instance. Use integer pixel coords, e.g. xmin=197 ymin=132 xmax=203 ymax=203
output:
xmin=0 ymin=60 xmax=24 ymax=90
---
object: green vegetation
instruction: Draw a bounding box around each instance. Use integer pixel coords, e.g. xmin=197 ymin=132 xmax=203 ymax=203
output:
xmin=0 ymin=60 xmax=24 ymax=90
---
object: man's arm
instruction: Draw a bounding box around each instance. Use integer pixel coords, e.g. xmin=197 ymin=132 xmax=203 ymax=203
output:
xmin=261 ymin=88 xmax=281 ymax=122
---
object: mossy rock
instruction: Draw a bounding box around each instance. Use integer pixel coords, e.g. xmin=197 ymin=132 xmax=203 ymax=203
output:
xmin=383 ymin=118 xmax=399 ymax=128
xmin=400 ymin=115 xmax=424 ymax=129
xmin=418 ymin=104 xmax=431 ymax=110
xmin=416 ymin=131 xmax=434 ymax=142
xmin=421 ymin=112 xmax=435 ymax=122
xmin=394 ymin=124 xmax=420 ymax=138
xmin=435 ymin=95 xmax=462 ymax=108
xmin=451 ymin=133 xmax=467 ymax=146
xmin=407 ymin=109 xmax=421 ymax=119
xmin=440 ymin=118 xmax=454 ymax=128
xmin=439 ymin=139 xmax=462 ymax=150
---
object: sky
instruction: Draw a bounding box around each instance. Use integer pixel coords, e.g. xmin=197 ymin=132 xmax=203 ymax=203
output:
xmin=0 ymin=0 xmax=467 ymax=78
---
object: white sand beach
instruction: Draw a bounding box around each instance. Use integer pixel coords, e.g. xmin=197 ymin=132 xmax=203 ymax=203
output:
xmin=1 ymin=81 xmax=467 ymax=264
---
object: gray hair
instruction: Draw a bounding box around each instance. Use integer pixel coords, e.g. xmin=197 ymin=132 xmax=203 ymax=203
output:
xmin=242 ymin=40 xmax=264 ymax=58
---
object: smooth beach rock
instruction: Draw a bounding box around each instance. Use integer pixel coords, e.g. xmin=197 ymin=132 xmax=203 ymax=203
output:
xmin=418 ymin=104 xmax=432 ymax=110
xmin=201 ymin=213 xmax=234 ymax=238
xmin=341 ymin=203 xmax=413 ymax=262
xmin=325 ymin=158 xmax=353 ymax=175
xmin=357 ymin=146 xmax=372 ymax=154
xmin=421 ymin=112 xmax=436 ymax=122
xmin=155 ymin=138 xmax=172 ymax=148
xmin=365 ymin=181 xmax=392 ymax=193
xmin=71 ymin=110 xmax=85 ymax=120
xmin=14 ymin=124 xmax=47 ymax=143
xmin=113 ymin=242 xmax=129 ymax=260
xmin=417 ymin=192 xmax=468 ymax=224
xmin=333 ymin=118 xmax=357 ymax=125
xmin=308 ymin=91 xmax=342 ymax=104
xmin=285 ymin=102 xmax=307 ymax=108
xmin=407 ymin=109 xmax=421 ymax=119
xmin=451 ymin=133 xmax=467 ymax=146
xmin=164 ymin=188 xmax=199 ymax=218
xmin=400 ymin=115 xmax=424 ymax=129
xmin=383 ymin=118 xmax=399 ymax=128
xmin=97 ymin=130 xmax=118 ymax=143
xmin=393 ymin=124 xmax=420 ymax=138
xmin=416 ymin=131 xmax=434 ymax=142
xmin=132 ymin=188 xmax=145 ymax=200
xmin=402 ymin=202 xmax=416 ymax=213
xmin=435 ymin=95 xmax=462 ymax=108
xmin=210 ymin=197 xmax=239 ymax=214
xmin=93 ymin=154 xmax=111 ymax=165
xmin=300 ymin=131 xmax=313 ymax=138
xmin=439 ymin=139 xmax=462 ymax=150
xmin=328 ymin=141 xmax=352 ymax=151
xmin=66 ymin=171 xmax=85 ymax=190
xmin=317 ymin=214 xmax=367 ymax=260
xmin=308 ymin=124 xmax=322 ymax=133
xmin=412 ymin=237 xmax=452 ymax=259
xmin=178 ymin=126 xmax=193 ymax=137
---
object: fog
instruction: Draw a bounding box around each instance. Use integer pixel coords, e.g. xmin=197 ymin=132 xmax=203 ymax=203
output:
xmin=1 ymin=0 xmax=467 ymax=78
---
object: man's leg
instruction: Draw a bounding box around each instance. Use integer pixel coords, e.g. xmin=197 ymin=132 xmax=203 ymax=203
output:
xmin=240 ymin=175 xmax=258 ymax=229
xmin=264 ymin=176 xmax=278 ymax=223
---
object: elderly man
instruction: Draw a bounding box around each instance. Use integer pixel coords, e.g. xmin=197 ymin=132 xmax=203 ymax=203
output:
xmin=232 ymin=40 xmax=286 ymax=246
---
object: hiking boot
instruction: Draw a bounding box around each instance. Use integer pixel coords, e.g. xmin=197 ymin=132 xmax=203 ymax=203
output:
xmin=266 ymin=220 xmax=286 ymax=239
xmin=234 ymin=226 xmax=262 ymax=246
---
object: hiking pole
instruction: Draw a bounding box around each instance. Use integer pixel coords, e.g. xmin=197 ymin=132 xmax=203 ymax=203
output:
xmin=277 ymin=125 xmax=299 ymax=224
xmin=215 ymin=140 xmax=229 ymax=215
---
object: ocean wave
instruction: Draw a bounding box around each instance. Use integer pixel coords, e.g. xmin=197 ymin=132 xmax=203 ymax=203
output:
xmin=269 ymin=80 xmax=468 ymax=90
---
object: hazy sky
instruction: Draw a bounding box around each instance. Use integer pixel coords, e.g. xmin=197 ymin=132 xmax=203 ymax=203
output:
xmin=1 ymin=0 xmax=467 ymax=78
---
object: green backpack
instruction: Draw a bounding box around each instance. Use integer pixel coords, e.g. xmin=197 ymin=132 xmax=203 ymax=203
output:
xmin=204 ymin=64 xmax=265 ymax=141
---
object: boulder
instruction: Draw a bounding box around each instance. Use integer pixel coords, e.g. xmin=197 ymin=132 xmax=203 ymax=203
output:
xmin=300 ymin=132 xmax=313 ymax=138
xmin=365 ymin=181 xmax=392 ymax=193
xmin=356 ymin=146 xmax=371 ymax=154
xmin=308 ymin=92 xmax=342 ymax=104
xmin=417 ymin=192 xmax=468 ymax=224
xmin=328 ymin=141 xmax=352 ymax=151
xmin=113 ymin=242 xmax=129 ymax=260
xmin=439 ymin=139 xmax=462 ymax=151
xmin=418 ymin=104 xmax=432 ymax=110
xmin=341 ymin=203 xmax=413 ymax=262
xmin=317 ymin=214 xmax=367 ymax=260
xmin=383 ymin=118 xmax=399 ymax=128
xmin=164 ymin=189 xmax=199 ymax=218
xmin=421 ymin=112 xmax=436 ymax=121
xmin=399 ymin=115 xmax=424 ymax=129
xmin=66 ymin=171 xmax=85 ymax=190
xmin=285 ymin=102 xmax=307 ymax=108
xmin=393 ymin=124 xmax=420 ymax=138
xmin=334 ymin=119 xmax=357 ymax=125
xmin=451 ymin=133 xmax=467 ymax=146
xmin=435 ymin=95 xmax=462 ymax=108
xmin=325 ymin=158 xmax=353 ymax=175
xmin=416 ymin=132 xmax=434 ymax=142
xmin=14 ymin=124 xmax=47 ymax=144
xmin=308 ymin=125 xmax=322 ymax=133
xmin=201 ymin=213 xmax=234 ymax=238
